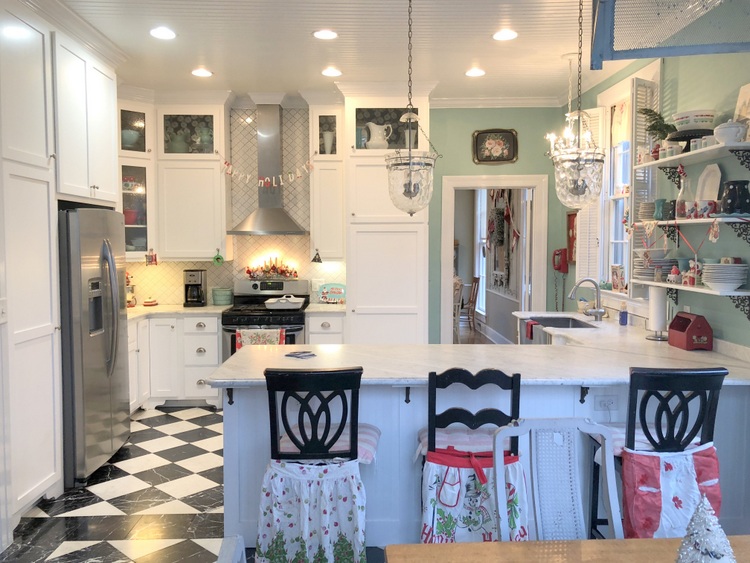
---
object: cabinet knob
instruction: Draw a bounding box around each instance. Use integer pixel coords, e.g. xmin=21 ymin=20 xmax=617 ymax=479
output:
xmin=321 ymin=321 xmax=331 ymax=329
xmin=197 ymin=379 xmax=206 ymax=386
xmin=147 ymin=148 xmax=152 ymax=153
xmin=196 ymin=321 xmax=206 ymax=328
xmin=196 ymin=347 xmax=206 ymax=354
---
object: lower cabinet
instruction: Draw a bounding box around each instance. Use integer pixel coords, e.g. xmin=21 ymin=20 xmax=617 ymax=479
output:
xmin=127 ymin=319 xmax=150 ymax=413
xmin=148 ymin=315 xmax=220 ymax=405
xmin=306 ymin=312 xmax=346 ymax=344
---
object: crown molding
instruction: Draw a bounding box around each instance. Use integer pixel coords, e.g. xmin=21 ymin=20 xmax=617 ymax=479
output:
xmin=430 ymin=96 xmax=564 ymax=109
xmin=154 ymin=90 xmax=234 ymax=105
xmin=334 ymin=81 xmax=437 ymax=99
xmin=21 ymin=0 xmax=127 ymax=68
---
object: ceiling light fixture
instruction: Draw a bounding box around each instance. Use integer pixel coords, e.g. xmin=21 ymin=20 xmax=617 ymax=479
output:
xmin=465 ymin=68 xmax=486 ymax=77
xmin=150 ymin=26 xmax=176 ymax=40
xmin=493 ymin=28 xmax=518 ymax=41
xmin=384 ymin=0 xmax=440 ymax=217
xmin=544 ymin=0 xmax=604 ymax=209
xmin=191 ymin=68 xmax=213 ymax=78
xmin=321 ymin=66 xmax=342 ymax=77
xmin=313 ymin=29 xmax=338 ymax=40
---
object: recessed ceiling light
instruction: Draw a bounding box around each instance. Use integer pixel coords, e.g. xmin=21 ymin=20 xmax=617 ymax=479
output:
xmin=322 ymin=66 xmax=342 ymax=77
xmin=191 ymin=68 xmax=213 ymax=78
xmin=466 ymin=68 xmax=486 ymax=77
xmin=313 ymin=29 xmax=338 ymax=40
xmin=493 ymin=28 xmax=518 ymax=41
xmin=150 ymin=26 xmax=176 ymax=40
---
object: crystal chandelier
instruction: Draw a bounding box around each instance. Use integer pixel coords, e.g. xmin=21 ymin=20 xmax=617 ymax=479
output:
xmin=545 ymin=0 xmax=604 ymax=209
xmin=385 ymin=0 xmax=439 ymax=216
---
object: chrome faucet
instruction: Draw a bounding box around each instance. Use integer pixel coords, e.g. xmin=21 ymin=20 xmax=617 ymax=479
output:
xmin=568 ymin=277 xmax=606 ymax=321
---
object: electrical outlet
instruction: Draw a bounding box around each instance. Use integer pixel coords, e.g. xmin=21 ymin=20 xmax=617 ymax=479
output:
xmin=683 ymin=305 xmax=691 ymax=313
xmin=595 ymin=395 xmax=617 ymax=411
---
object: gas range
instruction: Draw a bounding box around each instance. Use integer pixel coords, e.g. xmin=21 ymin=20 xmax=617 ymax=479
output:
xmin=221 ymin=279 xmax=311 ymax=327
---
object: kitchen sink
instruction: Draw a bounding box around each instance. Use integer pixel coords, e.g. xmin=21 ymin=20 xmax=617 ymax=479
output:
xmin=529 ymin=316 xmax=597 ymax=329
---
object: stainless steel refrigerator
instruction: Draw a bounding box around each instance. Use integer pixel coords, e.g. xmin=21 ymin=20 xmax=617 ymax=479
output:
xmin=59 ymin=208 xmax=130 ymax=488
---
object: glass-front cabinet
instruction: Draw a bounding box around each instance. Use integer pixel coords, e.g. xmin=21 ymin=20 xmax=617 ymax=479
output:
xmin=121 ymin=161 xmax=152 ymax=258
xmin=354 ymin=107 xmax=418 ymax=151
xmin=157 ymin=107 xmax=220 ymax=158
xmin=120 ymin=108 xmax=147 ymax=154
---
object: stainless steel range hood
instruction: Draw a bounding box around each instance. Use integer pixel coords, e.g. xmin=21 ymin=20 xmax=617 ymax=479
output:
xmin=228 ymin=104 xmax=307 ymax=235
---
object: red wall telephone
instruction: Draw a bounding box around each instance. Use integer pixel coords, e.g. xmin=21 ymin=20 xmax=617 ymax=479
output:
xmin=552 ymin=248 xmax=569 ymax=274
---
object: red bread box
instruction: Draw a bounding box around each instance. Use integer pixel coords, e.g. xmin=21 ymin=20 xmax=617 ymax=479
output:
xmin=668 ymin=312 xmax=713 ymax=351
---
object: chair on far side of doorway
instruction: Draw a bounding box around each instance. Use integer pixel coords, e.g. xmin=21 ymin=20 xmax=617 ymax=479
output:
xmin=461 ymin=277 xmax=479 ymax=331
xmin=452 ymin=276 xmax=463 ymax=343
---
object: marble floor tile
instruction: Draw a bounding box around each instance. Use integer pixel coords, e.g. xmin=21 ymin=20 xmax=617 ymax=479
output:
xmin=87 ymin=475 xmax=151 ymax=501
xmin=45 ymin=540 xmax=101 ymax=560
xmin=168 ymin=407 xmax=218 ymax=421
xmin=197 ymin=465 xmax=223 ymax=485
xmin=108 ymin=538 xmax=183 ymax=560
xmin=112 ymin=453 xmax=171 ymax=475
xmin=86 ymin=464 xmax=131 ymax=487
xmin=205 ymin=422 xmax=224 ymax=434
xmin=130 ymin=420 xmax=150 ymax=433
xmin=192 ymin=434 xmax=224 ymax=452
xmin=152 ymin=419 xmax=201 ymax=435
xmin=108 ymin=443 xmax=149 ymax=463
xmin=36 ymin=488 xmax=104 ymax=517
xmin=173 ymin=427 xmax=222 ymax=443
xmin=125 ymin=427 xmax=167 ymax=444
xmin=57 ymin=501 xmax=126 ymax=518
xmin=153 ymin=443 xmax=207 ymax=463
xmin=180 ymin=486 xmax=224 ymax=513
xmin=134 ymin=539 xmax=217 ymax=563
xmin=190 ymin=413 xmax=224 ymax=428
xmin=133 ymin=463 xmax=194 ymax=487
xmin=135 ymin=435 xmax=189 ymax=454
xmin=133 ymin=499 xmax=200 ymax=515
xmin=192 ymin=537 xmax=223 ymax=556
xmin=155 ymin=474 xmax=217 ymax=499
xmin=124 ymin=514 xmax=197 ymax=540
xmin=106 ymin=487 xmax=177 ymax=515
xmin=131 ymin=409 xmax=169 ymax=422
xmin=175 ymin=452 xmax=223 ymax=473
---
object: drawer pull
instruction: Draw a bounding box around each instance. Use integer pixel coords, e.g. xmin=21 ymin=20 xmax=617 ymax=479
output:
xmin=321 ymin=321 xmax=331 ymax=329
xmin=196 ymin=347 xmax=207 ymax=354
xmin=196 ymin=321 xmax=206 ymax=328
xmin=197 ymin=379 xmax=206 ymax=386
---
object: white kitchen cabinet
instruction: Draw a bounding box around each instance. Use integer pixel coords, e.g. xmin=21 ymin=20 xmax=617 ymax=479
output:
xmin=147 ymin=315 xmax=220 ymax=405
xmin=310 ymin=160 xmax=345 ymax=260
xmin=52 ymin=33 xmax=118 ymax=203
xmin=0 ymin=7 xmax=53 ymax=169
xmin=182 ymin=316 xmax=220 ymax=400
xmin=306 ymin=311 xmax=346 ymax=344
xmin=127 ymin=319 xmax=150 ymax=413
xmin=157 ymin=160 xmax=230 ymax=260
xmin=121 ymin=158 xmax=155 ymax=260
xmin=148 ymin=317 xmax=179 ymax=399
xmin=346 ymin=223 xmax=428 ymax=343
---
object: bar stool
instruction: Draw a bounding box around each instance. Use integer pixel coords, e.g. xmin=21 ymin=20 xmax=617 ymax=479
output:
xmin=589 ymin=366 xmax=727 ymax=539
xmin=256 ymin=366 xmax=380 ymax=563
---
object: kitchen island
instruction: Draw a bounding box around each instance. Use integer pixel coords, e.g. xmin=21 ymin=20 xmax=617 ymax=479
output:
xmin=208 ymin=341 xmax=750 ymax=549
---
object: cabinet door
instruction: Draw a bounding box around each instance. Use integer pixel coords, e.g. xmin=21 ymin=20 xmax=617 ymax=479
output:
xmin=157 ymin=160 xmax=224 ymax=259
xmin=307 ymin=314 xmax=345 ymax=344
xmin=121 ymin=159 xmax=154 ymax=259
xmin=53 ymin=34 xmax=117 ymax=203
xmin=347 ymin=224 xmax=427 ymax=343
xmin=148 ymin=318 xmax=179 ymax=398
xmin=119 ymin=101 xmax=153 ymax=157
xmin=310 ymin=161 xmax=345 ymax=260
xmin=137 ymin=319 xmax=150 ymax=406
xmin=127 ymin=321 xmax=139 ymax=413
xmin=0 ymin=8 xmax=53 ymax=168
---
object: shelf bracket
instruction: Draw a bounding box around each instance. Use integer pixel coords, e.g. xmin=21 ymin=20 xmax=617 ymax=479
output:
xmin=728 ymin=222 xmax=750 ymax=244
xmin=579 ymin=386 xmax=589 ymax=404
xmin=659 ymin=166 xmax=681 ymax=187
xmin=729 ymin=149 xmax=750 ymax=172
xmin=659 ymin=225 xmax=679 ymax=244
xmin=404 ymin=386 xmax=411 ymax=404
xmin=227 ymin=388 xmax=234 ymax=406
xmin=729 ymin=296 xmax=750 ymax=322
xmin=666 ymin=287 xmax=679 ymax=305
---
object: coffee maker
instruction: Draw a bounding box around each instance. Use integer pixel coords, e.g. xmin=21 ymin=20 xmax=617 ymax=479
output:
xmin=184 ymin=269 xmax=207 ymax=307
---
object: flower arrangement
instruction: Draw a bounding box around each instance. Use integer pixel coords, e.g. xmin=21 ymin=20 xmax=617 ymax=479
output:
xmin=245 ymin=259 xmax=298 ymax=279
xmin=479 ymin=133 xmax=511 ymax=160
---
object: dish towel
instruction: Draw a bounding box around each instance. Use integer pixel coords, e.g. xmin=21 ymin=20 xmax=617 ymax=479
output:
xmin=236 ymin=328 xmax=286 ymax=348
xmin=525 ymin=320 xmax=539 ymax=340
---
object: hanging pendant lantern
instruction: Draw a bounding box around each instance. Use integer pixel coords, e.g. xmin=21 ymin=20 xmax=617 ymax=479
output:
xmin=545 ymin=0 xmax=605 ymax=209
xmin=385 ymin=0 xmax=439 ymax=216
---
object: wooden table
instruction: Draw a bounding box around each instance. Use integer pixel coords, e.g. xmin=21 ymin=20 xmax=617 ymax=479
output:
xmin=384 ymin=535 xmax=750 ymax=562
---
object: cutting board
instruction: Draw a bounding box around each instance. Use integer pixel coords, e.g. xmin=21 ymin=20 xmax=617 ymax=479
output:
xmin=318 ymin=283 xmax=346 ymax=304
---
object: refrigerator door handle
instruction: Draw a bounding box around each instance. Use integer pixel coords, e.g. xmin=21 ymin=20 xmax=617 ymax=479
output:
xmin=101 ymin=238 xmax=119 ymax=378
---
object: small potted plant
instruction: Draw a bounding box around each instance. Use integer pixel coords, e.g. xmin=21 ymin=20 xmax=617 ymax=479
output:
xmin=639 ymin=109 xmax=677 ymax=159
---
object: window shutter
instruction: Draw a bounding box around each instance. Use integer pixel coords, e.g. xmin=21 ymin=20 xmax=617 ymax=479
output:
xmin=575 ymin=106 xmax=606 ymax=280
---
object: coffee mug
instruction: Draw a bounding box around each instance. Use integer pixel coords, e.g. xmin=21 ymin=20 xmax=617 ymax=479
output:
xmin=653 ymin=198 xmax=666 ymax=220
xmin=695 ymin=199 xmax=717 ymax=219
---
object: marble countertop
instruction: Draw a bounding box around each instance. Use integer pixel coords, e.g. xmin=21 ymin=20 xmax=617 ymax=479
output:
xmin=305 ymin=303 xmax=346 ymax=314
xmin=127 ymin=304 xmax=229 ymax=320
xmin=207 ymin=335 xmax=750 ymax=388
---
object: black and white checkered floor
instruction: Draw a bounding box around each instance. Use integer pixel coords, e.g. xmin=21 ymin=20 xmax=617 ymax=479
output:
xmin=1 ymin=406 xmax=226 ymax=562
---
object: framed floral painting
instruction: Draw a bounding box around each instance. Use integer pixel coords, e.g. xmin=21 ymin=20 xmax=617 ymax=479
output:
xmin=472 ymin=128 xmax=518 ymax=164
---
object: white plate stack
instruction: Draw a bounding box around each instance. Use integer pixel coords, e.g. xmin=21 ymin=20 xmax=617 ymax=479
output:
xmin=702 ymin=263 xmax=748 ymax=292
xmin=638 ymin=201 xmax=656 ymax=221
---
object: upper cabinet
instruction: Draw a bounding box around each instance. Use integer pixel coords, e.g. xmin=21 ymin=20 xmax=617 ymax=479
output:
xmin=53 ymin=33 xmax=118 ymax=203
xmin=157 ymin=106 xmax=222 ymax=159
xmin=119 ymin=100 xmax=154 ymax=158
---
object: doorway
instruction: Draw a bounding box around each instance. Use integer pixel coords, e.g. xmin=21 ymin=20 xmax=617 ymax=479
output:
xmin=440 ymin=175 xmax=549 ymax=344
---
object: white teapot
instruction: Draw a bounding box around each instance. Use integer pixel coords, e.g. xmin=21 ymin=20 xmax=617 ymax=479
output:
xmin=364 ymin=122 xmax=392 ymax=149
xmin=713 ymin=120 xmax=747 ymax=144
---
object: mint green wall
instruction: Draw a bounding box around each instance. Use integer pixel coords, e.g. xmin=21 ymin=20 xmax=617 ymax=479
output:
xmin=427 ymin=106 xmax=566 ymax=342
xmin=429 ymin=52 xmax=750 ymax=346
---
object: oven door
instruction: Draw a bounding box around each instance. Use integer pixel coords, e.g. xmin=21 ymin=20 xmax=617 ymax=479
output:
xmin=222 ymin=324 xmax=306 ymax=361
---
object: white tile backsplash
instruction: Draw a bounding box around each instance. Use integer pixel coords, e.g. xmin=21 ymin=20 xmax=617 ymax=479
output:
xmin=127 ymin=107 xmax=345 ymax=305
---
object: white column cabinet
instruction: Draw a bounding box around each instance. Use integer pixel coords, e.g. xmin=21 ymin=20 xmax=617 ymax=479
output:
xmin=148 ymin=317 xmax=179 ymax=398
xmin=52 ymin=33 xmax=118 ymax=203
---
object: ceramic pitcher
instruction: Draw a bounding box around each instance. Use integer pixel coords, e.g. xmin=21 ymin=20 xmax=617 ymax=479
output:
xmin=364 ymin=122 xmax=392 ymax=149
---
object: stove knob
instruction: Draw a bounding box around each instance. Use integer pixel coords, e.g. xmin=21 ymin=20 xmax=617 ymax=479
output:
xmin=251 ymin=283 xmax=259 ymax=290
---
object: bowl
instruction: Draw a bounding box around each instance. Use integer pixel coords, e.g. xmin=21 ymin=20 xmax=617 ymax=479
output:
xmin=212 ymin=287 xmax=233 ymax=305
xmin=121 ymin=129 xmax=140 ymax=147
xmin=713 ymin=120 xmax=748 ymax=144
xmin=672 ymin=110 xmax=716 ymax=131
